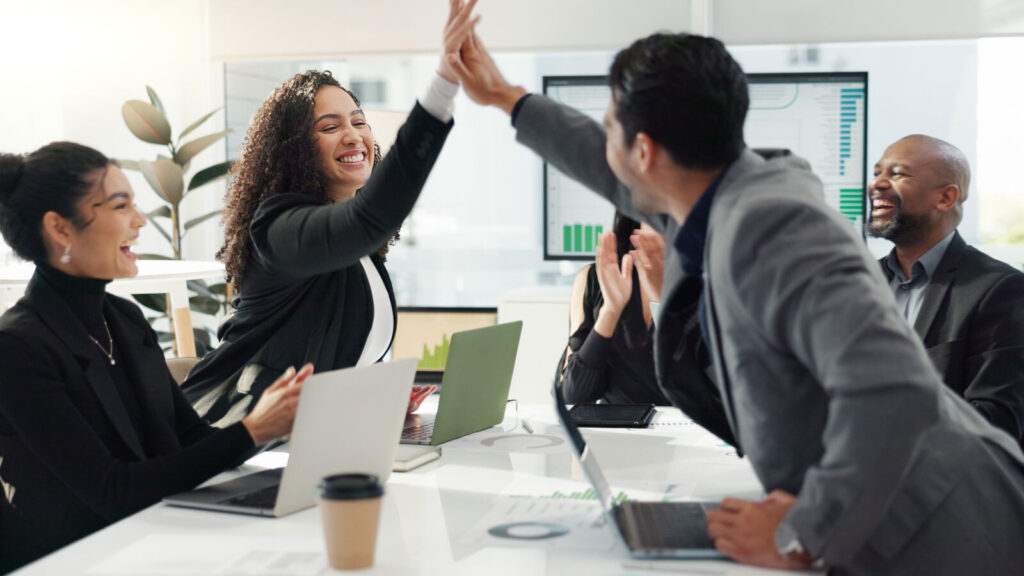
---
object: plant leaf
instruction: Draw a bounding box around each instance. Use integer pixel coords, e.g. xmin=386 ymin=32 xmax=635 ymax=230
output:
xmin=139 ymin=159 xmax=184 ymax=206
xmin=207 ymin=282 xmax=228 ymax=296
xmin=146 ymin=85 xmax=166 ymax=117
xmin=175 ymin=129 xmax=231 ymax=166
xmin=132 ymin=293 xmax=168 ymax=314
xmin=157 ymin=331 xmax=175 ymax=343
xmin=193 ymin=327 xmax=212 ymax=356
xmin=186 ymin=160 xmax=233 ymax=192
xmin=138 ymin=253 xmax=174 ymax=260
xmin=147 ymin=218 xmax=173 ymax=245
xmin=189 ymin=295 xmax=221 ymax=316
xmin=183 ymin=209 xmax=223 ymax=232
xmin=178 ymin=107 xmax=221 ymax=142
xmin=187 ymin=279 xmax=215 ymax=298
xmin=117 ymin=159 xmax=141 ymax=172
xmin=121 ymin=100 xmax=171 ymax=145
xmin=147 ymin=205 xmax=171 ymax=219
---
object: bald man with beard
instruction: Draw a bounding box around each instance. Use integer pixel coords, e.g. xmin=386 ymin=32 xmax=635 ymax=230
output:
xmin=868 ymin=134 xmax=1024 ymax=444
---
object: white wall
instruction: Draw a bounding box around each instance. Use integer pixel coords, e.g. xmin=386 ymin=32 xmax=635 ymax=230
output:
xmin=208 ymin=0 xmax=690 ymax=60
xmin=0 ymin=0 xmax=227 ymax=263
xmin=714 ymin=0 xmax=1024 ymax=45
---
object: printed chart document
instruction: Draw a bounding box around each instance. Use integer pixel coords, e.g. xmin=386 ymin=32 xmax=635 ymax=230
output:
xmin=87 ymin=535 xmax=325 ymax=576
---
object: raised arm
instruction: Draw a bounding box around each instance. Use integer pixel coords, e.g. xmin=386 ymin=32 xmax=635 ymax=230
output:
xmin=449 ymin=30 xmax=670 ymax=234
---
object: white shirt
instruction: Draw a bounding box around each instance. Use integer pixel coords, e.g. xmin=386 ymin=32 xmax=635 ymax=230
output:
xmin=354 ymin=71 xmax=457 ymax=365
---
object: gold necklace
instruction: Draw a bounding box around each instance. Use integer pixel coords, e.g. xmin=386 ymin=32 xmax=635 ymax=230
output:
xmin=87 ymin=320 xmax=116 ymax=366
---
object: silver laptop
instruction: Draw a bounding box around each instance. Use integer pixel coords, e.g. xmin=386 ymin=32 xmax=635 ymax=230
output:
xmin=554 ymin=381 xmax=724 ymax=559
xmin=164 ymin=359 xmax=416 ymax=517
xmin=401 ymin=321 xmax=522 ymax=445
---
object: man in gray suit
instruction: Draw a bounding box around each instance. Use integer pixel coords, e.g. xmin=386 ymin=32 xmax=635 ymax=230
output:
xmin=868 ymin=135 xmax=1024 ymax=443
xmin=449 ymin=31 xmax=1024 ymax=574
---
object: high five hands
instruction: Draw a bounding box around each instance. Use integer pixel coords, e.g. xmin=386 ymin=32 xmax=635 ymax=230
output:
xmin=438 ymin=0 xmax=482 ymax=85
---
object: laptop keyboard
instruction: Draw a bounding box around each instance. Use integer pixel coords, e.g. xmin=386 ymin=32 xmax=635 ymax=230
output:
xmin=222 ymin=484 xmax=280 ymax=509
xmin=402 ymin=420 xmax=435 ymax=441
xmin=620 ymin=501 xmax=715 ymax=550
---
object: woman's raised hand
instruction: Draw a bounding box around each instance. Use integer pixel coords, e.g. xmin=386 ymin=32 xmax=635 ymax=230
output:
xmin=438 ymin=0 xmax=481 ymax=85
xmin=241 ymin=363 xmax=314 ymax=446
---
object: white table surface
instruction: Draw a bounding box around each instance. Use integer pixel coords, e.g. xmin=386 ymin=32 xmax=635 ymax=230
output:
xmin=14 ymin=402 xmax=808 ymax=576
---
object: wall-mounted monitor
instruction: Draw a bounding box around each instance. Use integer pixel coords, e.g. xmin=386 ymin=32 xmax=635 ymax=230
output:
xmin=542 ymin=72 xmax=868 ymax=260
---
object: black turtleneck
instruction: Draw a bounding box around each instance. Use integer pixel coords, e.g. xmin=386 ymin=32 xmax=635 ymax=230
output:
xmin=35 ymin=263 xmax=150 ymax=452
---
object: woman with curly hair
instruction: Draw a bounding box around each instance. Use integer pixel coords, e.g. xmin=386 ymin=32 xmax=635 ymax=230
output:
xmin=182 ymin=0 xmax=478 ymax=425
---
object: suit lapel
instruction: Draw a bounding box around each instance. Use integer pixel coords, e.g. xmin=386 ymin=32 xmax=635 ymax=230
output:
xmin=106 ymin=299 xmax=178 ymax=453
xmin=26 ymin=274 xmax=147 ymax=460
xmin=912 ymin=233 xmax=965 ymax=341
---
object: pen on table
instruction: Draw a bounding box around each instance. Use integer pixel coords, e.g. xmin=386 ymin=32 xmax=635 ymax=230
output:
xmin=521 ymin=419 xmax=534 ymax=434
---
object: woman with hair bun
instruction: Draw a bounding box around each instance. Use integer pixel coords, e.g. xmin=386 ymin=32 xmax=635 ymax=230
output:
xmin=182 ymin=0 xmax=479 ymax=425
xmin=0 ymin=143 xmax=312 ymax=573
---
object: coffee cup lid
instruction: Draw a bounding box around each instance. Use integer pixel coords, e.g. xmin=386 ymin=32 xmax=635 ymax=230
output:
xmin=318 ymin=473 xmax=384 ymax=500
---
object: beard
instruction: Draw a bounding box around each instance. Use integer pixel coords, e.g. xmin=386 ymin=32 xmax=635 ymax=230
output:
xmin=865 ymin=204 xmax=930 ymax=246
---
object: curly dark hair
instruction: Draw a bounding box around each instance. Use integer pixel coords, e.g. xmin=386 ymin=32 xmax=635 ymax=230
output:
xmin=218 ymin=69 xmax=394 ymax=290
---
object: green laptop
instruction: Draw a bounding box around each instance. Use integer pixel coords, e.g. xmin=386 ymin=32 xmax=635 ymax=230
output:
xmin=400 ymin=321 xmax=522 ymax=445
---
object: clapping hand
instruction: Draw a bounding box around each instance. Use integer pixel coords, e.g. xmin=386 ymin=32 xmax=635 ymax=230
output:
xmin=631 ymin=227 xmax=665 ymax=304
xmin=593 ymin=232 xmax=633 ymax=338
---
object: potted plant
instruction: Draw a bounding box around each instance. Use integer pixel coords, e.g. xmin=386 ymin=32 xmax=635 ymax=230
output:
xmin=119 ymin=85 xmax=234 ymax=355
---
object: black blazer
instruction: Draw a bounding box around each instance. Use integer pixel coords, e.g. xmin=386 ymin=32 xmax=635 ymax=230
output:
xmin=0 ymin=273 xmax=253 ymax=573
xmin=881 ymin=231 xmax=1024 ymax=443
xmin=182 ymin=102 xmax=453 ymax=425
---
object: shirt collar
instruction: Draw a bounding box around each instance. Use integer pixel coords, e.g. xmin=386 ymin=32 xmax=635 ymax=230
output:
xmin=673 ymin=165 xmax=730 ymax=276
xmin=884 ymin=230 xmax=957 ymax=282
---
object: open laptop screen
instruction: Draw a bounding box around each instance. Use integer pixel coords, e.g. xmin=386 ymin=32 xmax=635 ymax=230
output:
xmin=393 ymin=307 xmax=498 ymax=381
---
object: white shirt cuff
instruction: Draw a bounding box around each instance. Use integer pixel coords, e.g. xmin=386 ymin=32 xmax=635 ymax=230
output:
xmin=418 ymin=72 xmax=458 ymax=123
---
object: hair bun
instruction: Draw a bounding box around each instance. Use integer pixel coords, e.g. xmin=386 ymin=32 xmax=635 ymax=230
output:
xmin=0 ymin=153 xmax=26 ymax=202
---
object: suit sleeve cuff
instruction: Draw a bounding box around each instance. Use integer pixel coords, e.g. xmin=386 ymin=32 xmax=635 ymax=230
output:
xmin=510 ymin=93 xmax=534 ymax=128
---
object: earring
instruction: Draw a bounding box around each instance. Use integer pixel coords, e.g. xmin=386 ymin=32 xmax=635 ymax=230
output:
xmin=60 ymin=244 xmax=71 ymax=264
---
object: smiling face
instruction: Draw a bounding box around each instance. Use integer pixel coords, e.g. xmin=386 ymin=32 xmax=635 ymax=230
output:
xmin=58 ymin=165 xmax=146 ymax=279
xmin=866 ymin=138 xmax=955 ymax=245
xmin=312 ymin=86 xmax=374 ymax=201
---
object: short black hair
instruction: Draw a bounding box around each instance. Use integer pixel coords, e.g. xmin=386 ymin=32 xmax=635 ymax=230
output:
xmin=0 ymin=142 xmax=111 ymax=263
xmin=609 ymin=33 xmax=748 ymax=169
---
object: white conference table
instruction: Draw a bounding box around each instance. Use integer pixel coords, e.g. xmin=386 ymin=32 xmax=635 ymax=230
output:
xmin=14 ymin=403 xmax=811 ymax=576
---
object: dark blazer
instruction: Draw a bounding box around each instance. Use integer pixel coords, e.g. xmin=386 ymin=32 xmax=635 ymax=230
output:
xmin=182 ymin=102 xmax=453 ymax=426
xmin=514 ymin=93 xmax=1024 ymax=574
xmin=0 ymin=273 xmax=253 ymax=573
xmin=880 ymin=231 xmax=1024 ymax=443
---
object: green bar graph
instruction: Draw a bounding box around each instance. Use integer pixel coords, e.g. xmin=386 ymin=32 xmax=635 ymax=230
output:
xmin=546 ymin=489 xmax=629 ymax=504
xmin=561 ymin=223 xmax=604 ymax=254
xmin=419 ymin=334 xmax=450 ymax=370
xmin=838 ymin=188 xmax=863 ymax=219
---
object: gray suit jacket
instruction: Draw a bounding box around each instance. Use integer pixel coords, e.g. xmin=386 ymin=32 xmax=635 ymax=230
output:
xmin=880 ymin=232 xmax=1024 ymax=443
xmin=516 ymin=94 xmax=1024 ymax=574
